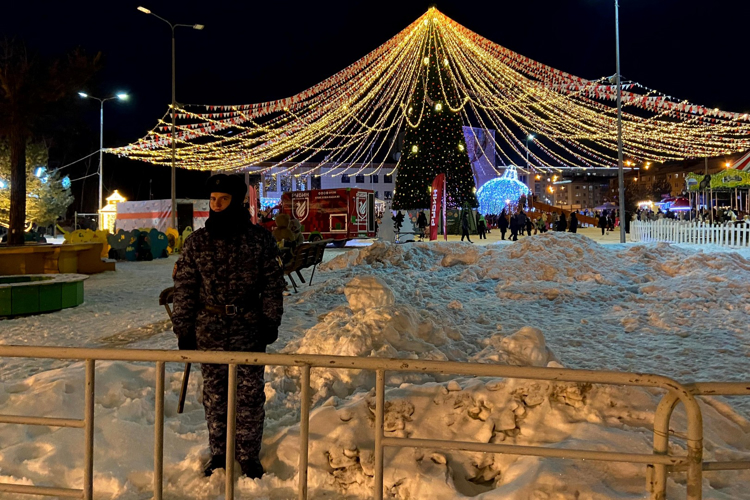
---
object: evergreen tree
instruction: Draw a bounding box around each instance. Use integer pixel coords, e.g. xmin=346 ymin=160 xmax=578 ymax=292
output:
xmin=0 ymin=40 xmax=100 ymax=245
xmin=392 ymin=28 xmax=478 ymax=210
xmin=0 ymin=140 xmax=74 ymax=227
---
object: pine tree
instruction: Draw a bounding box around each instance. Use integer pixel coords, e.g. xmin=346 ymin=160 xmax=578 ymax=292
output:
xmin=392 ymin=28 xmax=477 ymax=210
xmin=0 ymin=140 xmax=74 ymax=227
xmin=0 ymin=40 xmax=100 ymax=245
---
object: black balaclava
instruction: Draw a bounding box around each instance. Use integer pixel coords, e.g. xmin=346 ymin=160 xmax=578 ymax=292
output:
xmin=205 ymin=174 xmax=250 ymax=238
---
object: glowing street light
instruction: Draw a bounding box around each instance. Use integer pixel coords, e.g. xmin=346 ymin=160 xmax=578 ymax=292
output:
xmin=138 ymin=6 xmax=205 ymax=230
xmin=526 ymin=133 xmax=535 ymax=172
xmin=78 ymin=91 xmax=130 ymax=228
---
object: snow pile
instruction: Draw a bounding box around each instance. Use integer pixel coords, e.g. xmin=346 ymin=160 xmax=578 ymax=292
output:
xmin=472 ymin=327 xmax=559 ymax=367
xmin=2 ymin=234 xmax=750 ymax=498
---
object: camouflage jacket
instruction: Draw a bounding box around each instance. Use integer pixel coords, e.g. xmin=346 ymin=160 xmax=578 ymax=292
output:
xmin=172 ymin=224 xmax=285 ymax=351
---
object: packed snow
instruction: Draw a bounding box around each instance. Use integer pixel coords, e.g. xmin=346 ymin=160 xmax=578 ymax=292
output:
xmin=1 ymin=232 xmax=750 ymax=499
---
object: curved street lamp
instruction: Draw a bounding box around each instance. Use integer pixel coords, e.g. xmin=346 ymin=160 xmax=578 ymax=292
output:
xmin=137 ymin=6 xmax=204 ymax=230
xmin=78 ymin=92 xmax=129 ymax=229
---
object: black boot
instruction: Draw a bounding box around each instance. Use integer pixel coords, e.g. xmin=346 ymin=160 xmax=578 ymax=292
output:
xmin=239 ymin=457 xmax=264 ymax=479
xmin=204 ymin=454 xmax=227 ymax=477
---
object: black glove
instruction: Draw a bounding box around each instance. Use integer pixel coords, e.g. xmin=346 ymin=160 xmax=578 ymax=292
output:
xmin=263 ymin=327 xmax=279 ymax=346
xmin=258 ymin=319 xmax=278 ymax=345
xmin=177 ymin=333 xmax=197 ymax=350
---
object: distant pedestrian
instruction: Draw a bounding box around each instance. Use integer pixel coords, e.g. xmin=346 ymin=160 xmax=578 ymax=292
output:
xmin=556 ymin=212 xmax=567 ymax=232
xmin=569 ymin=212 xmax=578 ymax=233
xmin=498 ymin=210 xmax=509 ymax=240
xmin=416 ymin=210 xmax=428 ymax=241
xmin=516 ymin=211 xmax=528 ymax=237
xmin=477 ymin=214 xmax=487 ymax=240
xmin=510 ymin=213 xmax=519 ymax=241
xmin=460 ymin=210 xmax=473 ymax=243
xmin=598 ymin=213 xmax=607 ymax=235
xmin=536 ymin=214 xmax=547 ymax=234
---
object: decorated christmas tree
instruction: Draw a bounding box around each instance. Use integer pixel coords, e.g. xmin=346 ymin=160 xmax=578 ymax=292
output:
xmin=392 ymin=30 xmax=477 ymax=210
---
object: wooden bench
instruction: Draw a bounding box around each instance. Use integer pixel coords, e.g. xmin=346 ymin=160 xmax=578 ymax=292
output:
xmin=282 ymin=239 xmax=331 ymax=293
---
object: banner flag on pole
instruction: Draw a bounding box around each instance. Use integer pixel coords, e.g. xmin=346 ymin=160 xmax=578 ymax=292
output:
xmin=248 ymin=185 xmax=258 ymax=225
xmin=443 ymin=175 xmax=448 ymax=241
xmin=430 ymin=173 xmax=445 ymax=241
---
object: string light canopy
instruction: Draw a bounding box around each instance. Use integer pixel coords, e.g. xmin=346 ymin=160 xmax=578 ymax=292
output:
xmin=109 ymin=8 xmax=750 ymax=177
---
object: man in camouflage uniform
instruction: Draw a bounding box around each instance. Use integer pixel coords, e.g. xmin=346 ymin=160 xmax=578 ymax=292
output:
xmin=172 ymin=174 xmax=285 ymax=478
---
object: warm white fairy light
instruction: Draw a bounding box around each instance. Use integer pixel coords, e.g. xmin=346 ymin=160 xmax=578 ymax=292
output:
xmin=109 ymin=7 xmax=750 ymax=175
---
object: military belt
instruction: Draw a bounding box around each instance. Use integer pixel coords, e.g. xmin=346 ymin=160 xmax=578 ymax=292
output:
xmin=202 ymin=304 xmax=253 ymax=317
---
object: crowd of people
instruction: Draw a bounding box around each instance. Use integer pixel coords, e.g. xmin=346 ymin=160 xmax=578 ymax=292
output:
xmin=476 ymin=207 xmax=623 ymax=241
xmin=636 ymin=207 xmax=749 ymax=225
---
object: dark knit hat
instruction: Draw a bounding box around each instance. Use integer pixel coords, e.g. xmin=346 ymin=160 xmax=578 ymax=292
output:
xmin=206 ymin=174 xmax=247 ymax=200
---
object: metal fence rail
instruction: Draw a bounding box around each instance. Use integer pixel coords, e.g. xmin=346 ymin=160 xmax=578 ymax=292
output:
xmin=630 ymin=220 xmax=750 ymax=247
xmin=0 ymin=346 xmax=746 ymax=500
xmin=649 ymin=382 xmax=750 ymax=500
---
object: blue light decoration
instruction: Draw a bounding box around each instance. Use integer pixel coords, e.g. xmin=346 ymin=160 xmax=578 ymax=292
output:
xmin=260 ymin=197 xmax=281 ymax=209
xmin=62 ymin=176 xmax=71 ymax=189
xmin=476 ymin=165 xmax=531 ymax=215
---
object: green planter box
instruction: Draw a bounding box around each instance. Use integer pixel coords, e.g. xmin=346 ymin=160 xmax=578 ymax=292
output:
xmin=0 ymin=274 xmax=88 ymax=317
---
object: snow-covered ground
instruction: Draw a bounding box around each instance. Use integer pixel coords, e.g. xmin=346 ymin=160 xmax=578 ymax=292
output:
xmin=1 ymin=233 xmax=750 ymax=499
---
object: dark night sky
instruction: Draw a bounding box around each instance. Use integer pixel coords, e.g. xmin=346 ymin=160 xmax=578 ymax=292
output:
xmin=3 ymin=0 xmax=749 ymax=211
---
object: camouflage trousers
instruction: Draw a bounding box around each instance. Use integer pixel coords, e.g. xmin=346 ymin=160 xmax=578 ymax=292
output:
xmin=201 ymin=363 xmax=266 ymax=462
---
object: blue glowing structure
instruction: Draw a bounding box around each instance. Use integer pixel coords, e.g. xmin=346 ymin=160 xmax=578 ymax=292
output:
xmin=476 ymin=165 xmax=531 ymax=215
xmin=260 ymin=197 xmax=281 ymax=209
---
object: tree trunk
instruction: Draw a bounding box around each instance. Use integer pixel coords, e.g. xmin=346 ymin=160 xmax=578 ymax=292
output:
xmin=8 ymin=132 xmax=27 ymax=246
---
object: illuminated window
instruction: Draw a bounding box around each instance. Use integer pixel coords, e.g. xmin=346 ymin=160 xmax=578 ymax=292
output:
xmin=263 ymin=174 xmax=277 ymax=194
xmin=280 ymin=174 xmax=292 ymax=192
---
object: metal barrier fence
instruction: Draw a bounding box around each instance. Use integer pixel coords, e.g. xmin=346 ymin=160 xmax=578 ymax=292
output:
xmin=630 ymin=220 xmax=750 ymax=247
xmin=649 ymin=382 xmax=750 ymax=500
xmin=0 ymin=346 xmax=747 ymax=500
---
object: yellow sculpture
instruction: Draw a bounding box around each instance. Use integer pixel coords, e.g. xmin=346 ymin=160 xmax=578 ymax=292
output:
xmin=59 ymin=228 xmax=111 ymax=258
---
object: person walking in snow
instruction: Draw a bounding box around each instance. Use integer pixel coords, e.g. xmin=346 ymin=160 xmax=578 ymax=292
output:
xmin=498 ymin=209 xmax=509 ymax=240
xmin=172 ymin=174 xmax=285 ymax=479
xmin=516 ymin=210 xmax=527 ymax=238
xmin=477 ymin=214 xmax=487 ymax=240
xmin=509 ymin=213 xmax=519 ymax=241
xmin=416 ymin=210 xmax=428 ymax=241
xmin=569 ymin=212 xmax=578 ymax=233
xmin=524 ymin=212 xmax=533 ymax=236
xmin=536 ymin=213 xmax=547 ymax=234
xmin=598 ymin=212 xmax=607 ymax=235
xmin=460 ymin=209 xmax=473 ymax=243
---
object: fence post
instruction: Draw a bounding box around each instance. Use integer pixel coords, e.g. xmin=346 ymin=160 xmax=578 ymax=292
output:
xmin=298 ymin=365 xmax=311 ymax=500
xmin=83 ymin=359 xmax=95 ymax=500
xmin=154 ymin=361 xmax=165 ymax=500
xmin=225 ymin=364 xmax=238 ymax=500
xmin=374 ymin=369 xmax=386 ymax=500
xmin=650 ymin=392 xmax=682 ymax=499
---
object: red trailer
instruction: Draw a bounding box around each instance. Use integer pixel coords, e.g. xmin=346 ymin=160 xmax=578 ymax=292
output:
xmin=281 ymin=188 xmax=377 ymax=247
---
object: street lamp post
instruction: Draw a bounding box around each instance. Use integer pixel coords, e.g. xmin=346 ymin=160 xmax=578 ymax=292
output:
xmin=614 ymin=0 xmax=626 ymax=243
xmin=137 ymin=6 xmax=204 ymax=230
xmin=526 ymin=134 xmax=535 ymax=209
xmin=78 ymin=92 xmax=129 ymax=229
xmin=526 ymin=134 xmax=534 ymax=170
